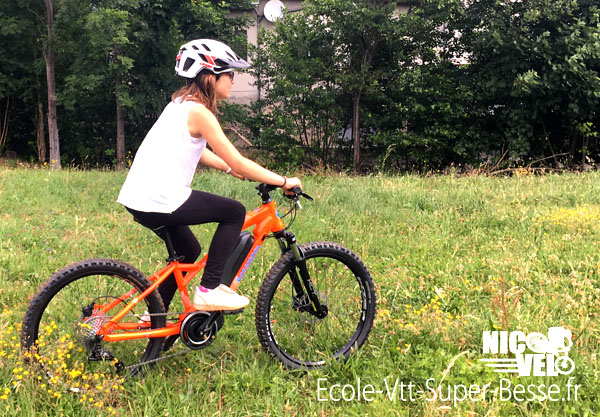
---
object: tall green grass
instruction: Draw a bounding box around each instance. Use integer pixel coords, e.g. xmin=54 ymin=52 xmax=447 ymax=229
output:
xmin=0 ymin=168 xmax=598 ymax=416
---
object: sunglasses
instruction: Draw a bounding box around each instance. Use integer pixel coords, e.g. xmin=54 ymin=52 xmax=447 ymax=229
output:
xmin=221 ymin=71 xmax=235 ymax=81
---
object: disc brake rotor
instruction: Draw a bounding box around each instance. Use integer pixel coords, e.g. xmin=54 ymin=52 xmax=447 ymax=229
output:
xmin=293 ymin=291 xmax=327 ymax=325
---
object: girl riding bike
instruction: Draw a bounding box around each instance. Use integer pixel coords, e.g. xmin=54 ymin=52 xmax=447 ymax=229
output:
xmin=117 ymin=39 xmax=301 ymax=313
xmin=20 ymin=40 xmax=375 ymax=377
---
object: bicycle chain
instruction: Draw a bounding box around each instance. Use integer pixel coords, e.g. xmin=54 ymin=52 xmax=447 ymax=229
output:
xmin=83 ymin=310 xmax=198 ymax=372
xmin=129 ymin=310 xmax=198 ymax=372
xmin=124 ymin=345 xmax=194 ymax=371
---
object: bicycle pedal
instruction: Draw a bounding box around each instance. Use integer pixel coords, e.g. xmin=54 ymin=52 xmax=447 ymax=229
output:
xmin=222 ymin=308 xmax=244 ymax=315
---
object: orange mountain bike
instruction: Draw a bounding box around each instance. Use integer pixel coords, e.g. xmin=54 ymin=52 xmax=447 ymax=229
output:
xmin=21 ymin=184 xmax=376 ymax=378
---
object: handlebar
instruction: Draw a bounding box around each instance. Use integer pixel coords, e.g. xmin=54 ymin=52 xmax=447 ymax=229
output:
xmin=255 ymin=183 xmax=313 ymax=204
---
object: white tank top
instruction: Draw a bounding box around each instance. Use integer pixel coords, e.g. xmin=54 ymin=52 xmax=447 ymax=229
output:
xmin=117 ymin=99 xmax=207 ymax=213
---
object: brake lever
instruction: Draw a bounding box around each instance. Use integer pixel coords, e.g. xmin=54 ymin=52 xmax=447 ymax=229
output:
xmin=300 ymin=192 xmax=313 ymax=201
xmin=289 ymin=186 xmax=313 ymax=201
xmin=284 ymin=187 xmax=313 ymax=206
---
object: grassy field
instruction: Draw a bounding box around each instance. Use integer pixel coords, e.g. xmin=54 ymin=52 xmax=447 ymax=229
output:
xmin=0 ymin=168 xmax=599 ymax=416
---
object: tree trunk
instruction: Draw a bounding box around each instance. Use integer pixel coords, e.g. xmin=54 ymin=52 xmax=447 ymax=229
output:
xmin=0 ymin=97 xmax=8 ymax=152
xmin=582 ymin=134 xmax=589 ymax=170
xmin=44 ymin=0 xmax=60 ymax=169
xmin=352 ymin=92 xmax=361 ymax=172
xmin=116 ymin=78 xmax=126 ymax=169
xmin=37 ymin=96 xmax=46 ymax=163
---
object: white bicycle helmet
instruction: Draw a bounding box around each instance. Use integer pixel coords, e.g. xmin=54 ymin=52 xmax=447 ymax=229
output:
xmin=175 ymin=39 xmax=250 ymax=78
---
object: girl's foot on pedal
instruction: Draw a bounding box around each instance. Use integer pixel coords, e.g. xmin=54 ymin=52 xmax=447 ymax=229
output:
xmin=192 ymin=285 xmax=249 ymax=312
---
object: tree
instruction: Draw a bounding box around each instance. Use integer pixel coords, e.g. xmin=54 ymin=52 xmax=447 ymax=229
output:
xmin=457 ymin=0 xmax=600 ymax=166
xmin=250 ymin=9 xmax=345 ymax=168
xmin=374 ymin=0 xmax=476 ymax=170
xmin=1 ymin=0 xmax=252 ymax=166
xmin=44 ymin=0 xmax=61 ymax=169
xmin=81 ymin=1 xmax=137 ymax=169
xmin=319 ymin=0 xmax=399 ymax=170
xmin=253 ymin=0 xmax=402 ymax=170
xmin=1 ymin=1 xmax=45 ymax=161
xmin=52 ymin=0 xmax=251 ymax=167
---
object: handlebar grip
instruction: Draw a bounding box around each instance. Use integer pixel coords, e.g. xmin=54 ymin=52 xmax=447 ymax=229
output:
xmin=256 ymin=182 xmax=313 ymax=202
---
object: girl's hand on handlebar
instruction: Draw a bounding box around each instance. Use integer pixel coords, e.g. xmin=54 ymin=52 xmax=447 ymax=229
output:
xmin=282 ymin=177 xmax=302 ymax=195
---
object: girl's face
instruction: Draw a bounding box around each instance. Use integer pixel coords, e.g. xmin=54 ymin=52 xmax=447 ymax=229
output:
xmin=215 ymin=71 xmax=234 ymax=100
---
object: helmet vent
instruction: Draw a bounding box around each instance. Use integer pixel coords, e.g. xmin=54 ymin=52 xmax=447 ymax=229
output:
xmin=202 ymin=44 xmax=211 ymax=51
xmin=215 ymin=58 xmax=228 ymax=67
xmin=191 ymin=45 xmax=199 ymax=50
xmin=183 ymin=57 xmax=195 ymax=72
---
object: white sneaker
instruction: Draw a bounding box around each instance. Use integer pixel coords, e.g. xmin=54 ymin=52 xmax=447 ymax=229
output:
xmin=138 ymin=310 xmax=150 ymax=323
xmin=192 ymin=285 xmax=249 ymax=312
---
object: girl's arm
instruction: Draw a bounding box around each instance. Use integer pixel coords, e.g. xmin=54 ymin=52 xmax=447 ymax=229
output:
xmin=188 ymin=104 xmax=301 ymax=190
xmin=199 ymin=148 xmax=245 ymax=180
xmin=199 ymin=148 xmax=228 ymax=171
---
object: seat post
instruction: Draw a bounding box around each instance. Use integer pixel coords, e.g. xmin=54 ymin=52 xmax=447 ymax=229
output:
xmin=158 ymin=227 xmax=178 ymax=262
xmin=132 ymin=216 xmax=183 ymax=262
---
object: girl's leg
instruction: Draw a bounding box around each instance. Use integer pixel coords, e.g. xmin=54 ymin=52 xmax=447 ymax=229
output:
xmin=126 ymin=190 xmax=245 ymax=308
xmin=158 ymin=225 xmax=201 ymax=309
xmin=170 ymin=191 xmax=246 ymax=289
xmin=125 ymin=209 xmax=202 ymax=309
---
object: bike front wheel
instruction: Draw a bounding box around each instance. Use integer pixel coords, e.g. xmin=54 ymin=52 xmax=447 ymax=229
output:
xmin=255 ymin=242 xmax=376 ymax=369
xmin=21 ymin=258 xmax=166 ymax=387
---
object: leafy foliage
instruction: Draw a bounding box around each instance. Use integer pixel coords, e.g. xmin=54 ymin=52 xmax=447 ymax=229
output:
xmin=0 ymin=0 xmax=598 ymax=170
xmin=251 ymin=0 xmax=403 ymax=170
xmin=457 ymin=0 xmax=600 ymax=167
xmin=252 ymin=0 xmax=600 ymax=171
xmin=0 ymin=0 xmax=252 ymax=165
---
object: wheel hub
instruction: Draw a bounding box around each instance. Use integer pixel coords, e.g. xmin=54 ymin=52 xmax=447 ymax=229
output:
xmin=293 ymin=292 xmax=328 ymax=320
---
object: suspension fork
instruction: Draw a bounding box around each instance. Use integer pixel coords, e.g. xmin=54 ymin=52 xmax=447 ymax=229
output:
xmin=276 ymin=231 xmax=328 ymax=319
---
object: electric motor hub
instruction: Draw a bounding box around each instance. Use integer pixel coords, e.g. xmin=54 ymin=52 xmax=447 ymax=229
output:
xmin=179 ymin=311 xmax=222 ymax=350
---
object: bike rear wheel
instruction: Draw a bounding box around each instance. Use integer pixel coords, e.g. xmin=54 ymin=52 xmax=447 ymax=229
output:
xmin=21 ymin=259 xmax=166 ymax=387
xmin=255 ymin=242 xmax=376 ymax=369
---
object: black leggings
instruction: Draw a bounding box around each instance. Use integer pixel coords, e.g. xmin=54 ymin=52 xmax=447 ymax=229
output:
xmin=126 ymin=190 xmax=246 ymax=310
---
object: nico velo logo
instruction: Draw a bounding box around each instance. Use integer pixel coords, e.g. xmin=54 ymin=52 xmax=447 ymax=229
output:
xmin=479 ymin=327 xmax=575 ymax=377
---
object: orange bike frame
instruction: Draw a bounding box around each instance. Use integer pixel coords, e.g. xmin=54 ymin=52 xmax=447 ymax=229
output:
xmin=99 ymin=199 xmax=286 ymax=342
